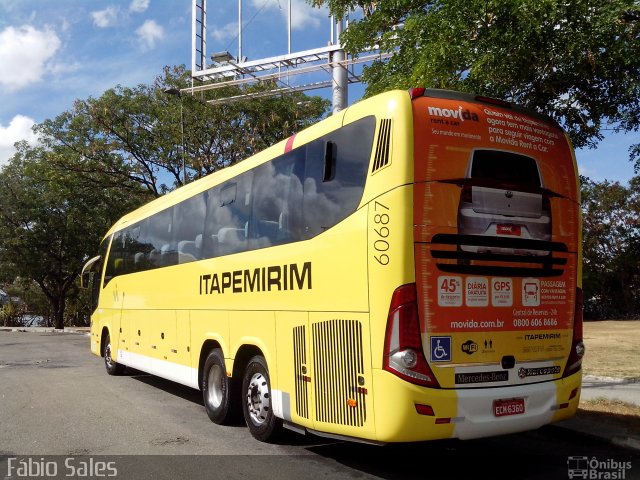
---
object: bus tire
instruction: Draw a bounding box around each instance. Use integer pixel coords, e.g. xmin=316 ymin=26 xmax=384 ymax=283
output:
xmin=202 ymin=348 xmax=238 ymax=424
xmin=104 ymin=334 xmax=125 ymax=375
xmin=241 ymin=355 xmax=282 ymax=442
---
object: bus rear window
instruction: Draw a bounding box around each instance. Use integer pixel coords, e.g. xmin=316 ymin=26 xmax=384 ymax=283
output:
xmin=470 ymin=150 xmax=541 ymax=187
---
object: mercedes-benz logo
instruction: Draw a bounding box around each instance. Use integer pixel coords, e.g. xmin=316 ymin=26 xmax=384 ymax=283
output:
xmin=505 ymin=191 xmax=514 ymax=198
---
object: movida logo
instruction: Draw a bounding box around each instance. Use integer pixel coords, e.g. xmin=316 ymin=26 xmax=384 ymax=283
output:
xmin=427 ymin=105 xmax=479 ymax=122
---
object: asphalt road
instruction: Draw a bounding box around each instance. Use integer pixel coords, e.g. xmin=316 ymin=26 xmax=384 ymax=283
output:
xmin=0 ymin=331 xmax=638 ymax=480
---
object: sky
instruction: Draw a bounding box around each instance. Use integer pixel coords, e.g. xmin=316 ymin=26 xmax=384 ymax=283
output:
xmin=0 ymin=0 xmax=638 ymax=184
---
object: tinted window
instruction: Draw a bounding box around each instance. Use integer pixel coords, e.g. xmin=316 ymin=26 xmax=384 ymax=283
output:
xmin=205 ymin=171 xmax=253 ymax=257
xmin=104 ymin=232 xmax=124 ymax=286
xmin=252 ymin=149 xmax=305 ymax=248
xmin=147 ymin=207 xmax=175 ymax=268
xmin=123 ymin=219 xmax=155 ymax=273
xmin=303 ymin=116 xmax=375 ymax=237
xmin=103 ymin=115 xmax=376 ymax=280
xmin=470 ymin=150 xmax=541 ymax=187
xmin=173 ymin=193 xmax=207 ymax=263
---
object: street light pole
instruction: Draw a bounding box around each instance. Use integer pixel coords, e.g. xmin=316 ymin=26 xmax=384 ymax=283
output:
xmin=163 ymin=88 xmax=187 ymax=185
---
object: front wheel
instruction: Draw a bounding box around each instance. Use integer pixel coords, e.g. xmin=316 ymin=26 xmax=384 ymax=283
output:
xmin=202 ymin=348 xmax=239 ymax=424
xmin=104 ymin=334 xmax=125 ymax=375
xmin=241 ymin=355 xmax=282 ymax=442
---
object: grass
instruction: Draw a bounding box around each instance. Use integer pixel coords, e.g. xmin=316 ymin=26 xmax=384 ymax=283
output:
xmin=582 ymin=320 xmax=640 ymax=380
xmin=579 ymin=320 xmax=640 ymax=425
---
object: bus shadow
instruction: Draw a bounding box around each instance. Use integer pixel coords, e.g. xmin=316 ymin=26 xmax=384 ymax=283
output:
xmin=302 ymin=427 xmax=610 ymax=480
xmin=304 ymin=439 xmax=464 ymax=479
xmin=125 ymin=367 xmax=204 ymax=406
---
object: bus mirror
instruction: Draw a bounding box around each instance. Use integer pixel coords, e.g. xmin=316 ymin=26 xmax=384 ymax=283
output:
xmin=323 ymin=141 xmax=337 ymax=182
xmin=80 ymin=272 xmax=92 ymax=289
xmin=80 ymin=255 xmax=101 ymax=289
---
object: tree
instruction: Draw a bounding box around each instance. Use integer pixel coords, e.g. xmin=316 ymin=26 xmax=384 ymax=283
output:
xmin=581 ymin=175 xmax=640 ymax=318
xmin=0 ymin=66 xmax=330 ymax=327
xmin=38 ymin=66 xmax=329 ymax=197
xmin=0 ymin=143 xmax=146 ymax=329
xmin=310 ymin=0 xmax=640 ymax=159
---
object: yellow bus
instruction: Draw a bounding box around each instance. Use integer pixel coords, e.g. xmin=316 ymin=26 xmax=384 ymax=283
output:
xmin=82 ymin=88 xmax=583 ymax=444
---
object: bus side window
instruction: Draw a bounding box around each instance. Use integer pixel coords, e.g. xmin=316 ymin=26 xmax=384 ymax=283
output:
xmin=173 ymin=192 xmax=206 ymax=264
xmin=207 ymin=171 xmax=253 ymax=257
xmin=147 ymin=207 xmax=175 ymax=268
xmin=122 ymin=224 xmax=143 ymax=274
xmin=303 ymin=116 xmax=376 ymax=238
xmin=104 ymin=231 xmax=124 ymax=286
xmin=203 ymin=187 xmax=221 ymax=260
xmin=252 ymin=148 xmax=305 ymax=248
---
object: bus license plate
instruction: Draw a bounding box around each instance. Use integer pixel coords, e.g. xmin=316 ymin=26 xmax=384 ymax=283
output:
xmin=493 ymin=398 xmax=525 ymax=417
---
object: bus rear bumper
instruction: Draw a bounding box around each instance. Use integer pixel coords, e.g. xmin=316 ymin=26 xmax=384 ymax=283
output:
xmin=371 ymin=369 xmax=581 ymax=443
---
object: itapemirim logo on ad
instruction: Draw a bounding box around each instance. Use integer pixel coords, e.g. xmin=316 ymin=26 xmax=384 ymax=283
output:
xmin=567 ymin=456 xmax=633 ymax=479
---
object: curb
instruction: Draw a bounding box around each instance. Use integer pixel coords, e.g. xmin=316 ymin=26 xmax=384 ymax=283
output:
xmin=0 ymin=327 xmax=90 ymax=336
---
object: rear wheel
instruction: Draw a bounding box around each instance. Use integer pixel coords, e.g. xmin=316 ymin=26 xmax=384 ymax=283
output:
xmin=104 ymin=334 xmax=125 ymax=375
xmin=241 ymin=355 xmax=282 ymax=442
xmin=202 ymin=348 xmax=239 ymax=424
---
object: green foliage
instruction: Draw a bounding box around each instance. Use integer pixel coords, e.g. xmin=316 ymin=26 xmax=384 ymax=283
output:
xmin=581 ymin=175 xmax=640 ymax=318
xmin=0 ymin=64 xmax=330 ymax=327
xmin=38 ymin=65 xmax=329 ymax=196
xmin=1 ymin=278 xmax=51 ymax=326
xmin=0 ymin=302 xmax=25 ymax=327
xmin=310 ymin=0 xmax=640 ymax=156
xmin=0 ymin=145 xmax=145 ymax=328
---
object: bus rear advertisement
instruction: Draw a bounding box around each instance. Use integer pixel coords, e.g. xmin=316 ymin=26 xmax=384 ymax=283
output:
xmin=83 ymin=88 xmax=583 ymax=444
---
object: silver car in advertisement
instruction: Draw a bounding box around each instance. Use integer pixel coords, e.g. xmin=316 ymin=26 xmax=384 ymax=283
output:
xmin=457 ymin=149 xmax=551 ymax=256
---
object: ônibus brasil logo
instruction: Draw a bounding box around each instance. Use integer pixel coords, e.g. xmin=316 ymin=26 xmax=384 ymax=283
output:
xmin=427 ymin=105 xmax=479 ymax=122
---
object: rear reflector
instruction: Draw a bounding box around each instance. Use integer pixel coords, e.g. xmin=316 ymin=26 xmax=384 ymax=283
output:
xmin=415 ymin=404 xmax=435 ymax=416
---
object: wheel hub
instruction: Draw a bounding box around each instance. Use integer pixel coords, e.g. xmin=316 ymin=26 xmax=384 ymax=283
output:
xmin=105 ymin=343 xmax=113 ymax=368
xmin=246 ymin=372 xmax=270 ymax=425
xmin=207 ymin=364 xmax=224 ymax=409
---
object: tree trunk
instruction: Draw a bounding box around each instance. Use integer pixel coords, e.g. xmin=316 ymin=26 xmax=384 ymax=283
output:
xmin=51 ymin=296 xmax=66 ymax=330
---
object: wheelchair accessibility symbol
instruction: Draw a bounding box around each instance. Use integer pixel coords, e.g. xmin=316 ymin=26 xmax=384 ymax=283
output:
xmin=430 ymin=336 xmax=452 ymax=362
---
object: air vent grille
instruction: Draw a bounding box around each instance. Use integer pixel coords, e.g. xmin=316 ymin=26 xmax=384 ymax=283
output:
xmin=371 ymin=119 xmax=392 ymax=173
xmin=312 ymin=319 xmax=366 ymax=427
xmin=293 ymin=325 xmax=309 ymax=419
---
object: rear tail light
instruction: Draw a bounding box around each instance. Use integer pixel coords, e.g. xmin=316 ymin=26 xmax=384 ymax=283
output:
xmin=563 ymin=288 xmax=585 ymax=378
xmin=383 ymin=284 xmax=439 ymax=387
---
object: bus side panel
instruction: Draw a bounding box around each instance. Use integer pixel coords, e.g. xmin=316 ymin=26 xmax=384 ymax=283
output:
xmin=191 ymin=309 xmax=230 ymax=379
xmin=307 ymin=311 xmax=375 ymax=440
xmin=229 ymin=310 xmax=277 ymax=386
xmin=273 ymin=311 xmax=313 ymax=428
xmin=366 ymin=185 xmax=416 ymax=371
xmin=344 ymin=90 xmax=414 ymax=210
xmin=102 ymin=279 xmax=123 ymax=359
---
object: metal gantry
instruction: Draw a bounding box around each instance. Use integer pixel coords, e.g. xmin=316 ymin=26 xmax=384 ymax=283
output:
xmin=189 ymin=0 xmax=391 ymax=111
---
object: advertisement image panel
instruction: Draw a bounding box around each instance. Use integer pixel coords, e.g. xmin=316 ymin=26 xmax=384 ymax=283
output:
xmin=412 ymin=94 xmax=580 ymax=388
